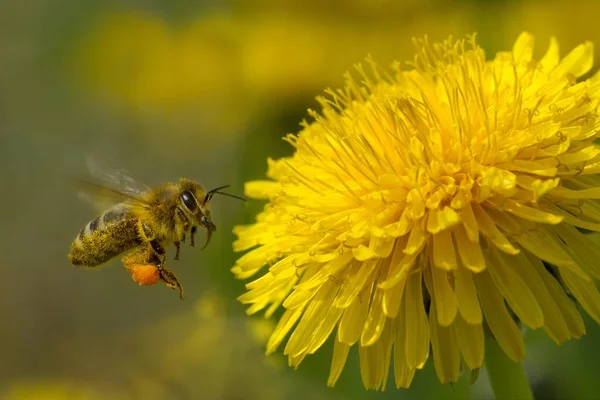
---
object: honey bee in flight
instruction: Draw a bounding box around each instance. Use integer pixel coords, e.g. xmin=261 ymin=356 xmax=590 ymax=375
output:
xmin=68 ymin=157 xmax=245 ymax=298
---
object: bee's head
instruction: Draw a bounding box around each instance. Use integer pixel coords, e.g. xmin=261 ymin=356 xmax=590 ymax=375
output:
xmin=177 ymin=179 xmax=245 ymax=250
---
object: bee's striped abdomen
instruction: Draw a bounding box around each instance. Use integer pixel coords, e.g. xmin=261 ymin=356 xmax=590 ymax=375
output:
xmin=68 ymin=205 xmax=142 ymax=267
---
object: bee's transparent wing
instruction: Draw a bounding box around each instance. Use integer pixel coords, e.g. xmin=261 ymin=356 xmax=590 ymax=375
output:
xmin=85 ymin=155 xmax=151 ymax=197
xmin=74 ymin=156 xmax=152 ymax=212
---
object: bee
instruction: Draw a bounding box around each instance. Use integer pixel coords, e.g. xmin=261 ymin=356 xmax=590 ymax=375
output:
xmin=68 ymin=157 xmax=245 ymax=298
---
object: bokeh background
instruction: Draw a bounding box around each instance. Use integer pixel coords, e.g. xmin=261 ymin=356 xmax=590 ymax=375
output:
xmin=2 ymin=0 xmax=600 ymax=399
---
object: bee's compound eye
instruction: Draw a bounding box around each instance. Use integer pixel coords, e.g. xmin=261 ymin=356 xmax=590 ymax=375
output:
xmin=180 ymin=190 xmax=197 ymax=211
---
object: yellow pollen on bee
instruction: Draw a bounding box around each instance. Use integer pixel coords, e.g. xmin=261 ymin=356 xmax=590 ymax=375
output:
xmin=125 ymin=263 xmax=161 ymax=286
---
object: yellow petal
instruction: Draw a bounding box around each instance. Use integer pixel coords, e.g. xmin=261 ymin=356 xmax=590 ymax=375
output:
xmin=245 ymin=180 xmax=281 ymax=198
xmin=550 ymin=208 xmax=600 ymax=233
xmin=295 ymin=251 xmax=353 ymax=291
xmin=539 ymin=36 xmax=560 ymax=72
xmin=379 ymin=238 xmax=417 ymax=290
xmin=404 ymin=218 xmax=428 ymax=255
xmin=480 ymin=167 xmax=517 ymax=197
xmin=473 ymin=270 xmax=525 ymax=361
xmin=429 ymin=264 xmax=458 ymax=326
xmin=560 ymin=268 xmax=600 ymax=323
xmin=472 ymin=204 xmax=520 ymax=255
xmin=487 ymin=249 xmax=544 ymax=329
xmin=550 ymin=186 xmax=600 ymax=199
xmin=512 ymin=32 xmax=535 ymax=65
xmin=267 ymin=307 xmax=305 ymax=354
xmin=288 ymin=353 xmax=306 ymax=369
xmin=554 ymin=41 xmax=594 ymax=78
xmin=557 ymin=146 xmax=600 ymax=165
xmin=426 ymin=206 xmax=461 ymax=234
xmin=231 ymin=265 xmax=260 ymax=279
xmin=453 ymin=266 xmax=483 ymax=324
xmin=285 ymin=280 xmax=339 ymax=357
xmin=334 ymin=260 xmax=377 ymax=308
xmin=453 ymin=225 xmax=485 ymax=272
xmin=283 ymin=287 xmax=318 ymax=309
xmin=338 ymin=287 xmax=370 ymax=345
xmin=327 ymin=339 xmax=350 ymax=387
xmin=270 ymin=254 xmax=310 ymax=276
xmin=499 ymin=160 xmax=558 ymax=177
xmin=432 ymin=229 xmax=457 ymax=270
xmin=361 ymin=288 xmax=387 ymax=346
xmin=513 ymin=227 xmax=586 ymax=277
xmin=358 ymin=333 xmax=392 ymax=390
xmin=394 ymin=314 xmax=416 ymax=388
xmin=369 ymin=234 xmax=396 ymax=257
xmin=460 ymin=202 xmax=479 ymax=242
xmin=403 ymin=269 xmax=430 ymax=369
xmin=529 ymin=254 xmax=586 ymax=338
xmin=306 ymin=302 xmax=344 ymax=354
xmin=553 ymin=224 xmax=600 ymax=279
xmin=509 ymin=253 xmax=570 ymax=343
xmin=377 ymin=324 xmax=395 ymax=390
xmin=452 ymin=314 xmax=484 ymax=370
xmin=353 ymin=235 xmax=395 ymax=260
xmin=428 ymin=300 xmax=461 ymax=383
xmin=503 ymin=199 xmax=563 ymax=224
xmin=382 ymin=274 xmax=406 ymax=318
xmin=353 ymin=245 xmax=377 ymax=261
xmin=244 ymin=271 xmax=275 ymax=290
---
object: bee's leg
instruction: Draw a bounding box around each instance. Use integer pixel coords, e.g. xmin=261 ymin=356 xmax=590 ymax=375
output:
xmin=122 ymin=247 xmax=162 ymax=287
xmin=157 ymin=264 xmax=184 ymax=300
xmin=121 ymin=247 xmax=148 ymax=266
xmin=148 ymin=239 xmax=167 ymax=265
xmin=138 ymin=221 xmax=155 ymax=242
xmin=121 ymin=246 xmax=182 ymax=298
xmin=138 ymin=221 xmax=167 ymax=258
xmin=190 ymin=226 xmax=197 ymax=247
xmin=173 ymin=241 xmax=181 ymax=261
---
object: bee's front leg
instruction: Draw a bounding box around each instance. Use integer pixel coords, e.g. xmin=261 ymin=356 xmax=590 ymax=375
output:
xmin=173 ymin=241 xmax=181 ymax=261
xmin=190 ymin=226 xmax=197 ymax=247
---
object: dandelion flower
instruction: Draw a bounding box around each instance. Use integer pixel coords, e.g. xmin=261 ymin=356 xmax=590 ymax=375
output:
xmin=232 ymin=32 xmax=600 ymax=390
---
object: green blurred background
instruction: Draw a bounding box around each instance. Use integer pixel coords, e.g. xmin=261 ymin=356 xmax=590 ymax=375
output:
xmin=1 ymin=0 xmax=600 ymax=399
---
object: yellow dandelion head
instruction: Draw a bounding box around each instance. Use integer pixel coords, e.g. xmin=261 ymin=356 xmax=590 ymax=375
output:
xmin=232 ymin=32 xmax=600 ymax=390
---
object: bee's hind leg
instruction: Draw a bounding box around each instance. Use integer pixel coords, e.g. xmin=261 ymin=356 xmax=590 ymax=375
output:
xmin=138 ymin=221 xmax=168 ymax=263
xmin=146 ymin=237 xmax=168 ymax=265
xmin=121 ymin=245 xmax=184 ymax=299
xmin=157 ymin=264 xmax=184 ymax=300
xmin=122 ymin=247 xmax=159 ymax=286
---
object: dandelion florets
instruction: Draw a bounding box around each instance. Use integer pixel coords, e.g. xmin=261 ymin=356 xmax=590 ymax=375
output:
xmin=232 ymin=32 xmax=600 ymax=390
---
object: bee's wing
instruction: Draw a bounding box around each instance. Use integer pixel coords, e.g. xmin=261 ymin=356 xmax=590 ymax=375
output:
xmin=85 ymin=155 xmax=151 ymax=197
xmin=75 ymin=180 xmax=151 ymax=212
xmin=74 ymin=156 xmax=152 ymax=212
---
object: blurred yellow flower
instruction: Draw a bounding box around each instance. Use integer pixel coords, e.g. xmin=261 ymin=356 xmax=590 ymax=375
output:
xmin=233 ymin=32 xmax=600 ymax=389
xmin=73 ymin=11 xmax=240 ymax=111
xmin=70 ymin=7 xmax=470 ymax=147
xmin=70 ymin=10 xmax=248 ymax=148
xmin=2 ymin=380 xmax=105 ymax=400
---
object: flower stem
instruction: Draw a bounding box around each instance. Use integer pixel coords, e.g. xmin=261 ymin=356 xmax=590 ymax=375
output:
xmin=484 ymin=338 xmax=533 ymax=400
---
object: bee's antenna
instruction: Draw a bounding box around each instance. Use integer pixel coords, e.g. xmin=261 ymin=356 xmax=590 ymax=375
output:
xmin=214 ymin=191 xmax=247 ymax=202
xmin=204 ymin=185 xmax=246 ymax=204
